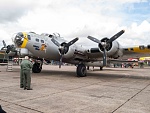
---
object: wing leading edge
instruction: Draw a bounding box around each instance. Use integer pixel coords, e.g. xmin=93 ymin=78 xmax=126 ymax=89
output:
xmin=123 ymin=45 xmax=150 ymax=58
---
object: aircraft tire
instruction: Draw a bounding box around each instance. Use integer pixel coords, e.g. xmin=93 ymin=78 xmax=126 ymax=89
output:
xmin=76 ymin=64 xmax=87 ymax=77
xmin=32 ymin=63 xmax=41 ymax=73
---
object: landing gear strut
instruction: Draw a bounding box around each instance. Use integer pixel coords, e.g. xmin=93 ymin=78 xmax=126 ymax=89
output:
xmin=100 ymin=66 xmax=103 ymax=70
xmin=32 ymin=60 xmax=43 ymax=73
xmin=76 ymin=64 xmax=87 ymax=77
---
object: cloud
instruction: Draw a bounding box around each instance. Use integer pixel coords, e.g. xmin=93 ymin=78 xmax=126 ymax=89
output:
xmin=0 ymin=0 xmax=150 ymax=49
xmin=118 ymin=20 xmax=150 ymax=46
xmin=0 ymin=0 xmax=37 ymax=23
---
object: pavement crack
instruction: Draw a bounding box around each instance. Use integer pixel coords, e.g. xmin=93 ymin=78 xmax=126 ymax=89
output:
xmin=90 ymin=94 xmax=113 ymax=99
xmin=0 ymin=98 xmax=43 ymax=113
xmin=16 ymin=81 xmax=103 ymax=103
xmin=112 ymin=83 xmax=150 ymax=113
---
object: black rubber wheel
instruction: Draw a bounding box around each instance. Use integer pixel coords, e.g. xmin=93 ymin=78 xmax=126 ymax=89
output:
xmin=76 ymin=64 xmax=87 ymax=77
xmin=32 ymin=63 xmax=41 ymax=73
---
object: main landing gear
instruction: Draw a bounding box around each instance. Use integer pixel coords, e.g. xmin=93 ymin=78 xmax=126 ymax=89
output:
xmin=76 ymin=64 xmax=87 ymax=77
xmin=32 ymin=60 xmax=43 ymax=73
xmin=100 ymin=66 xmax=103 ymax=70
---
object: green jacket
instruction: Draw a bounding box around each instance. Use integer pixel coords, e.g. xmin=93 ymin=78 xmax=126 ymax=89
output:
xmin=21 ymin=59 xmax=33 ymax=71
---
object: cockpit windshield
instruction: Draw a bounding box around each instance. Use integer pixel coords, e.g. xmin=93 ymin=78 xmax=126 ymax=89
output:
xmin=41 ymin=33 xmax=54 ymax=38
xmin=53 ymin=33 xmax=64 ymax=39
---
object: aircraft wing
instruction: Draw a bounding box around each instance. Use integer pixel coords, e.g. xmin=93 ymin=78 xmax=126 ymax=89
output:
xmin=85 ymin=45 xmax=150 ymax=62
xmin=122 ymin=45 xmax=150 ymax=58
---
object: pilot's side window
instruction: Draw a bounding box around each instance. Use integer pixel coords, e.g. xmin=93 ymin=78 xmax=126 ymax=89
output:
xmin=41 ymin=40 xmax=44 ymax=43
xmin=36 ymin=38 xmax=39 ymax=42
xmin=49 ymin=35 xmax=53 ymax=38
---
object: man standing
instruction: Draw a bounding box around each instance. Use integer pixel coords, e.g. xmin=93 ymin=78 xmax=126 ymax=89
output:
xmin=21 ymin=56 xmax=33 ymax=90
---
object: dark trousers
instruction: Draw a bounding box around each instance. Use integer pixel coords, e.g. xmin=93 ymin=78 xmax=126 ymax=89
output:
xmin=23 ymin=70 xmax=31 ymax=89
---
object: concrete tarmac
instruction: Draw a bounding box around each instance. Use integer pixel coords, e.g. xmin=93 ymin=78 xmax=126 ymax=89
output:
xmin=0 ymin=65 xmax=150 ymax=113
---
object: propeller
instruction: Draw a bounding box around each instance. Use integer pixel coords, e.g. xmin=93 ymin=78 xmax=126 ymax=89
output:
xmin=51 ymin=37 xmax=79 ymax=68
xmin=1 ymin=40 xmax=16 ymax=53
xmin=107 ymin=30 xmax=125 ymax=43
xmin=87 ymin=30 xmax=125 ymax=66
xmin=1 ymin=40 xmax=17 ymax=62
xmin=2 ymin=40 xmax=7 ymax=48
xmin=6 ymin=44 xmax=15 ymax=54
xmin=1 ymin=40 xmax=8 ymax=62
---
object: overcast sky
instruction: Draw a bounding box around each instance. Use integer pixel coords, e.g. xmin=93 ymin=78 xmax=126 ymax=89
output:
xmin=0 ymin=0 xmax=150 ymax=48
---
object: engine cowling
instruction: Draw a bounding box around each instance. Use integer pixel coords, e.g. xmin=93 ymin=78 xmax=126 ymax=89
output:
xmin=98 ymin=38 xmax=123 ymax=58
xmin=51 ymin=37 xmax=79 ymax=68
xmin=62 ymin=46 xmax=75 ymax=59
xmin=16 ymin=48 xmax=33 ymax=57
xmin=87 ymin=30 xmax=125 ymax=66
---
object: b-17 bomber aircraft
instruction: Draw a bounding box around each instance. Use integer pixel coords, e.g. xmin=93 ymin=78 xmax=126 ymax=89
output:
xmin=2 ymin=30 xmax=150 ymax=77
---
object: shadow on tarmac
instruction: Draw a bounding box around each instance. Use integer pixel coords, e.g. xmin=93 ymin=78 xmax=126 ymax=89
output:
xmin=35 ymin=68 xmax=150 ymax=80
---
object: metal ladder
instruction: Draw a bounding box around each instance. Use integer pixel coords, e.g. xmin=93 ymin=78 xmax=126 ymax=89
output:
xmin=7 ymin=60 xmax=13 ymax=72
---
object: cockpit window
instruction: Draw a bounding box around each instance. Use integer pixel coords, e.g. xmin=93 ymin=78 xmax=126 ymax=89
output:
xmin=49 ymin=34 xmax=53 ymax=38
xmin=36 ymin=38 xmax=39 ymax=42
xmin=41 ymin=40 xmax=44 ymax=43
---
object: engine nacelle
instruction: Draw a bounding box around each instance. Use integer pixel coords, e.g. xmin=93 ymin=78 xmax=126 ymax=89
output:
xmin=110 ymin=45 xmax=123 ymax=58
xmin=63 ymin=47 xmax=75 ymax=59
xmin=98 ymin=38 xmax=123 ymax=58
xmin=16 ymin=48 xmax=33 ymax=57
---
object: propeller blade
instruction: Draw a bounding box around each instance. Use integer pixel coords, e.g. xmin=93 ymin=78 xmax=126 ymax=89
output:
xmin=87 ymin=36 xmax=101 ymax=44
xmin=107 ymin=30 xmax=125 ymax=43
xmin=2 ymin=40 xmax=7 ymax=48
xmin=51 ymin=38 xmax=60 ymax=47
xmin=52 ymin=37 xmax=79 ymax=68
xmin=103 ymin=48 xmax=107 ymax=66
xmin=59 ymin=54 xmax=63 ymax=68
xmin=6 ymin=45 xmax=12 ymax=54
xmin=66 ymin=37 xmax=79 ymax=47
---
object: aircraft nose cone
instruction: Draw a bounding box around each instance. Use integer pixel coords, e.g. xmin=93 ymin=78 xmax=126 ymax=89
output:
xmin=13 ymin=32 xmax=24 ymax=47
